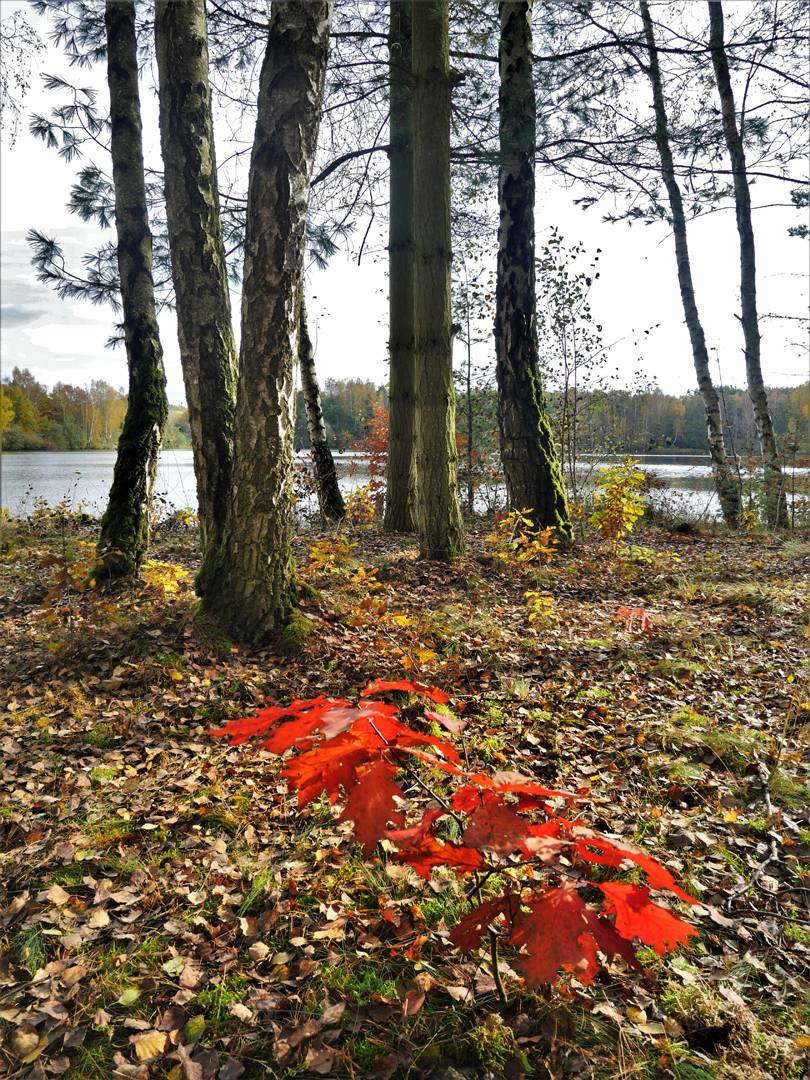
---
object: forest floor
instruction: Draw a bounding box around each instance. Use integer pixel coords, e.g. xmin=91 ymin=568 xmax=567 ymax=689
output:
xmin=0 ymin=507 xmax=809 ymax=1080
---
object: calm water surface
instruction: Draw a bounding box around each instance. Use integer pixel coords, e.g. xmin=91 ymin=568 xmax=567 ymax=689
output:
xmin=0 ymin=450 xmax=373 ymax=517
xmin=3 ymin=449 xmax=791 ymax=521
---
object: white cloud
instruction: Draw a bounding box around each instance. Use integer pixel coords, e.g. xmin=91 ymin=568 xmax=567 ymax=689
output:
xmin=23 ymin=322 xmax=116 ymax=358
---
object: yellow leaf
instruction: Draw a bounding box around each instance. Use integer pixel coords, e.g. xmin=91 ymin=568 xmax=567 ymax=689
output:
xmin=416 ymin=649 xmax=437 ymax=664
xmin=393 ymin=614 xmax=412 ymax=627
xmin=723 ymin=809 xmax=739 ymax=823
xmin=132 ymin=1030 xmax=169 ymax=1062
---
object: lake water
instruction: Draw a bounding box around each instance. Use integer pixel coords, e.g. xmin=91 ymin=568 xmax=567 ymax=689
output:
xmin=1 ymin=449 xmax=801 ymax=522
xmin=0 ymin=449 xmax=371 ymax=519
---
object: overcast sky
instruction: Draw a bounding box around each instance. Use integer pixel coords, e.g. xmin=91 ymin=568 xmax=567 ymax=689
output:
xmin=1 ymin=0 xmax=807 ymax=409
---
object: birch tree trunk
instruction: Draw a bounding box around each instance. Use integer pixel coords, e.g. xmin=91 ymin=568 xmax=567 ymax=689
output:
xmin=384 ymin=0 xmax=417 ymax=532
xmin=155 ymin=0 xmax=238 ymax=555
xmin=708 ymin=0 xmax=786 ymax=526
xmin=412 ymin=0 xmax=464 ymax=559
xmin=197 ymin=0 xmax=333 ymax=640
xmin=95 ymin=0 xmax=168 ymax=579
xmin=640 ymin=0 xmax=739 ymax=527
xmin=298 ymin=290 xmax=345 ymax=522
xmin=495 ymin=0 xmax=571 ymax=539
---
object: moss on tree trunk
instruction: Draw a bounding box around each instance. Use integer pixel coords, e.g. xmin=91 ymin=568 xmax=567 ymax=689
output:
xmin=95 ymin=0 xmax=168 ymax=580
xmin=384 ymin=0 xmax=418 ymax=533
xmin=494 ymin=1 xmax=571 ymax=540
xmin=155 ymin=0 xmax=238 ymax=556
xmin=412 ymin=0 xmax=464 ymax=560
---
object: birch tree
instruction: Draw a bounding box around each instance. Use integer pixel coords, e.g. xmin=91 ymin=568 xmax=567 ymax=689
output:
xmin=197 ymin=0 xmax=334 ymax=640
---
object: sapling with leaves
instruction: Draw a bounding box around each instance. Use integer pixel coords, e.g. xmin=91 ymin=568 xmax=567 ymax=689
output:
xmin=213 ymin=679 xmax=699 ymax=998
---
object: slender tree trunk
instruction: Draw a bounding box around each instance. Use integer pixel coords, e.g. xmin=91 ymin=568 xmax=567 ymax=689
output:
xmin=708 ymin=0 xmax=786 ymax=526
xmin=197 ymin=0 xmax=333 ymax=640
xmin=640 ymin=0 xmax=739 ymax=527
xmin=298 ymin=289 xmax=345 ymax=522
xmin=95 ymin=0 xmax=168 ymax=579
xmin=154 ymin=0 xmax=238 ymax=555
xmin=412 ymin=0 xmax=464 ymax=559
xmin=384 ymin=0 xmax=417 ymax=532
xmin=495 ymin=1 xmax=571 ymax=539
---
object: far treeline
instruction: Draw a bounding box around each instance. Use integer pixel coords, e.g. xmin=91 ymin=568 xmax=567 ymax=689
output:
xmin=291 ymin=376 xmax=810 ymax=458
xmin=6 ymin=364 xmax=808 ymax=460
xmin=4 ymin=0 xmax=807 ymax=643
xmin=0 ymin=366 xmax=190 ymax=451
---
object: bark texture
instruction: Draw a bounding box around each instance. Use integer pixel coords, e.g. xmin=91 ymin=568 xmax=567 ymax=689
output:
xmin=96 ymin=0 xmax=168 ymax=579
xmin=708 ymin=0 xmax=785 ymax=526
xmin=640 ymin=0 xmax=740 ymax=526
xmin=197 ymin=0 xmax=333 ymax=640
xmin=155 ymin=0 xmax=238 ymax=554
xmin=412 ymin=0 xmax=464 ymax=559
xmin=384 ymin=0 xmax=417 ymax=532
xmin=298 ymin=290 xmax=345 ymax=522
xmin=495 ymin=0 xmax=571 ymax=539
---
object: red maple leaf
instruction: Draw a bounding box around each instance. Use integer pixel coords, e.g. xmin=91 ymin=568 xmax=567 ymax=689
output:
xmin=520 ymin=821 xmax=566 ymax=862
xmin=394 ymin=835 xmax=487 ymax=879
xmin=363 ymin=679 xmax=451 ymax=704
xmin=598 ymin=882 xmax=698 ymax=956
xmin=462 ymin=794 xmax=537 ymax=857
xmin=582 ymin=910 xmax=642 ymax=971
xmin=572 ymin=827 xmax=699 ymax=904
xmin=352 ymin=715 xmax=461 ymax=765
xmin=385 ymin=807 xmax=446 ymax=846
xmin=424 ymin=710 xmax=467 ymax=733
xmin=210 ymin=695 xmax=354 ymax=749
xmin=397 ymin=746 xmax=467 ymax=776
xmin=616 ymin=607 xmax=656 ymax=632
xmin=508 ymin=885 xmax=600 ymax=988
xmin=281 ymin=731 xmax=384 ymax=807
xmin=449 ymin=893 xmax=520 ymax=952
xmin=491 ymin=771 xmax=581 ymax=802
xmin=338 ymin=761 xmax=405 ymax=857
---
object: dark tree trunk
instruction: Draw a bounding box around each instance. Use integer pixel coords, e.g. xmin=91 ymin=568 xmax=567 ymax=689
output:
xmin=197 ymin=0 xmax=333 ymax=640
xmin=384 ymin=0 xmax=417 ymax=532
xmin=298 ymin=290 xmax=345 ymax=522
xmin=412 ymin=0 xmax=464 ymax=559
xmin=640 ymin=0 xmax=739 ymax=527
xmin=95 ymin=0 xmax=168 ymax=580
xmin=154 ymin=0 xmax=238 ymax=555
xmin=495 ymin=1 xmax=571 ymax=539
xmin=708 ymin=0 xmax=786 ymax=526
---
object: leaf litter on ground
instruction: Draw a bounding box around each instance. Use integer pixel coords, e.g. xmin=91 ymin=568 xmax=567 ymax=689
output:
xmin=0 ymin=511 xmax=808 ymax=1079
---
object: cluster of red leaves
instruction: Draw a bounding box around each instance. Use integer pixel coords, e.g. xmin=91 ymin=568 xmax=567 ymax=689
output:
xmin=616 ymin=607 xmax=657 ymax=632
xmin=350 ymin=402 xmax=389 ymax=499
xmin=211 ymin=680 xmax=698 ymax=990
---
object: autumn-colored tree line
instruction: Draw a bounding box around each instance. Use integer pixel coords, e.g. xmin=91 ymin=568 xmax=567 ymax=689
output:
xmin=0 ymin=365 xmax=190 ymax=452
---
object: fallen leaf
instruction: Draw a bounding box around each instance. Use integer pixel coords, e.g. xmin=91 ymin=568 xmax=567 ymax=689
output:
xmin=131 ymin=1030 xmax=170 ymax=1062
xmin=11 ymin=1026 xmax=40 ymax=1060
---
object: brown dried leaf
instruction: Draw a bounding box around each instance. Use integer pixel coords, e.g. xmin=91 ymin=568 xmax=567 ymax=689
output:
xmin=11 ymin=1025 xmax=40 ymax=1060
xmin=218 ymin=1058 xmax=245 ymax=1080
